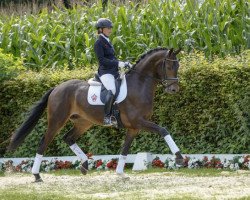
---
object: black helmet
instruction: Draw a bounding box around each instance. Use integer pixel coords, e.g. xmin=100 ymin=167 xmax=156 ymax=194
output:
xmin=95 ymin=18 xmax=113 ymax=29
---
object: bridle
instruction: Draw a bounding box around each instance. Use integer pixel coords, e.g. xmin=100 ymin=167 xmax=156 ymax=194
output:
xmin=161 ymin=58 xmax=179 ymax=88
xmin=127 ymin=57 xmax=179 ymax=88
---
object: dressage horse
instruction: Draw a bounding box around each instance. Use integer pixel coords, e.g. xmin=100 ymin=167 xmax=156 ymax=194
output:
xmin=8 ymin=48 xmax=183 ymax=182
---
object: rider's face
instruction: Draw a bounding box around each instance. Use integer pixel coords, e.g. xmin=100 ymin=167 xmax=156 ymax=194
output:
xmin=102 ymin=27 xmax=112 ymax=37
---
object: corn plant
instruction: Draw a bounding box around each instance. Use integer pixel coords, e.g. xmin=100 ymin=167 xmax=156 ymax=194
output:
xmin=0 ymin=0 xmax=248 ymax=70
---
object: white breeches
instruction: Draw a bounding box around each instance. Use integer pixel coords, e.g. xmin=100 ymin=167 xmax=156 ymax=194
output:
xmin=100 ymin=74 xmax=116 ymax=95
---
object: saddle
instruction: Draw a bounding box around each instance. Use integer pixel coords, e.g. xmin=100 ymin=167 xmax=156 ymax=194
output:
xmin=92 ymin=73 xmax=122 ymax=103
xmin=87 ymin=73 xmax=127 ymax=129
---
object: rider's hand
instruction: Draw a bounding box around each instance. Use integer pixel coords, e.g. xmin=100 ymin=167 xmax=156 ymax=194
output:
xmin=118 ymin=61 xmax=125 ymax=68
xmin=118 ymin=61 xmax=132 ymax=69
xmin=124 ymin=62 xmax=132 ymax=69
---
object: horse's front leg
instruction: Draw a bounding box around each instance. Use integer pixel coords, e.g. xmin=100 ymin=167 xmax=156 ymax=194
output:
xmin=116 ymin=128 xmax=138 ymax=175
xmin=138 ymin=119 xmax=184 ymax=165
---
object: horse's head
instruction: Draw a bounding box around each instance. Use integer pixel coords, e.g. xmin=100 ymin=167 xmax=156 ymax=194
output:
xmin=159 ymin=48 xmax=181 ymax=94
xmin=128 ymin=47 xmax=181 ymax=94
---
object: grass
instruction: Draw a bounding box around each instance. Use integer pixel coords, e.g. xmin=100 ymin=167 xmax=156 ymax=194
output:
xmin=49 ymin=168 xmax=82 ymax=176
xmin=1 ymin=167 xmax=248 ymax=180
xmin=2 ymin=166 xmax=249 ymax=178
xmin=0 ymin=168 xmax=249 ymax=200
xmin=48 ymin=167 xmax=247 ymax=177
xmin=128 ymin=167 xmax=250 ymax=177
xmin=0 ymin=191 xmax=73 ymax=200
xmin=0 ymin=191 xmax=208 ymax=200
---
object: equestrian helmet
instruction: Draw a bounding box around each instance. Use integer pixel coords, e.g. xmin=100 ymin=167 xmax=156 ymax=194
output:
xmin=95 ymin=18 xmax=113 ymax=29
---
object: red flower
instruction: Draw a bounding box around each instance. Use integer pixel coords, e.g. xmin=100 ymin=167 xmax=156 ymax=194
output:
xmin=203 ymin=156 xmax=208 ymax=162
xmin=95 ymin=160 xmax=103 ymax=168
xmin=106 ymin=161 xmax=113 ymax=168
xmin=55 ymin=160 xmax=72 ymax=170
xmin=183 ymin=156 xmax=190 ymax=167
xmin=106 ymin=159 xmax=118 ymax=170
xmin=152 ymin=157 xmax=164 ymax=168
xmin=15 ymin=165 xmax=21 ymax=172
xmin=87 ymin=153 xmax=93 ymax=160
xmin=244 ymin=155 xmax=250 ymax=163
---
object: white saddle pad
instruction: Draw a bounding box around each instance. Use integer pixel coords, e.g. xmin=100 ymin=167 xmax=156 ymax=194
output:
xmin=87 ymin=75 xmax=127 ymax=105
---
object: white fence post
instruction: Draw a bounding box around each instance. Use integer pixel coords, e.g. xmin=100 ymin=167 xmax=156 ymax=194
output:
xmin=132 ymin=152 xmax=153 ymax=171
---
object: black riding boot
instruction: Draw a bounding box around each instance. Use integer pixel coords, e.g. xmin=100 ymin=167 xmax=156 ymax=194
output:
xmin=103 ymin=90 xmax=115 ymax=126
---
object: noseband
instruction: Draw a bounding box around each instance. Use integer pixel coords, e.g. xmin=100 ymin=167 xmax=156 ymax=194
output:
xmin=161 ymin=58 xmax=179 ymax=88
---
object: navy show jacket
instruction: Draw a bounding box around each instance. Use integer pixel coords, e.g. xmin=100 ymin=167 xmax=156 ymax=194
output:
xmin=94 ymin=35 xmax=119 ymax=77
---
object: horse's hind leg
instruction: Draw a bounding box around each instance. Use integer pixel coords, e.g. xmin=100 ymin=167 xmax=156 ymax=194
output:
xmin=63 ymin=120 xmax=93 ymax=175
xmin=32 ymin=109 xmax=69 ymax=182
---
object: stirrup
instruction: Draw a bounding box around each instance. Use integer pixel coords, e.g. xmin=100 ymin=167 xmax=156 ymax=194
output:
xmin=110 ymin=116 xmax=118 ymax=126
xmin=103 ymin=116 xmax=113 ymax=126
xmin=103 ymin=116 xmax=117 ymax=127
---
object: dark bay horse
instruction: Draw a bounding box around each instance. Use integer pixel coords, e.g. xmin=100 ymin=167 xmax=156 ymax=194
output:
xmin=8 ymin=47 xmax=183 ymax=182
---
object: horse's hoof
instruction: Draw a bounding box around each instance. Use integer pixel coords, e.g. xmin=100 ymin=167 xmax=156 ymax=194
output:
xmin=116 ymin=173 xmax=130 ymax=181
xmin=175 ymin=158 xmax=184 ymax=166
xmin=33 ymin=178 xmax=43 ymax=183
xmin=80 ymin=166 xmax=88 ymax=175
xmin=82 ymin=160 xmax=88 ymax=170
xmin=33 ymin=174 xmax=43 ymax=183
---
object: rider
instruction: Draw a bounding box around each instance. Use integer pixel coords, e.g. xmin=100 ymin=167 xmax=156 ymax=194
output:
xmin=94 ymin=18 xmax=132 ymax=126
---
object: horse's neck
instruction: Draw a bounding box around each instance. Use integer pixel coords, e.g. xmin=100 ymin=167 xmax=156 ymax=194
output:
xmin=136 ymin=50 xmax=164 ymax=75
xmin=127 ymin=62 xmax=158 ymax=98
xmin=127 ymin=50 xmax=165 ymax=99
xmin=128 ymin=71 xmax=157 ymax=90
xmin=131 ymin=53 xmax=162 ymax=87
xmin=126 ymin=72 xmax=156 ymax=109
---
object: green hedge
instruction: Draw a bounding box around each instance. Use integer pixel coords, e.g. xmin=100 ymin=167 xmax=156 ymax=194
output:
xmin=1 ymin=51 xmax=249 ymax=157
xmin=0 ymin=49 xmax=24 ymax=82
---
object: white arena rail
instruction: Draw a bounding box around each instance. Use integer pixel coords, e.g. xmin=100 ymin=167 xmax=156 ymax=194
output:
xmin=0 ymin=153 xmax=248 ymax=167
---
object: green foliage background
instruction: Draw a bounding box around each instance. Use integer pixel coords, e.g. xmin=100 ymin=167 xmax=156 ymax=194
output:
xmin=0 ymin=49 xmax=24 ymax=81
xmin=0 ymin=0 xmax=249 ymax=70
xmin=1 ymin=51 xmax=249 ymax=157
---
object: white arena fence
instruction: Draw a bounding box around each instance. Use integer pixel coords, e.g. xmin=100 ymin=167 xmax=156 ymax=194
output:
xmin=0 ymin=153 xmax=248 ymax=165
xmin=0 ymin=153 xmax=249 ymax=171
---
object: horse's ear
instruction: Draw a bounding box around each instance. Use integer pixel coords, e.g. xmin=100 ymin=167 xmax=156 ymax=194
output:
xmin=174 ymin=48 xmax=181 ymax=55
xmin=168 ymin=48 xmax=174 ymax=57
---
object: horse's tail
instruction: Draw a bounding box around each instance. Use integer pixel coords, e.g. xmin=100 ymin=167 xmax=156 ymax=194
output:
xmin=8 ymin=88 xmax=54 ymax=151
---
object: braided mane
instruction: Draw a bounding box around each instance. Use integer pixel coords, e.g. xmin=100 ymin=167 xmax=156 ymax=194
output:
xmin=132 ymin=47 xmax=168 ymax=68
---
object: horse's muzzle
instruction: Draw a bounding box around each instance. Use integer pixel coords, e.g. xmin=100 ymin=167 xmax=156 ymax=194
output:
xmin=165 ymin=84 xmax=179 ymax=94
